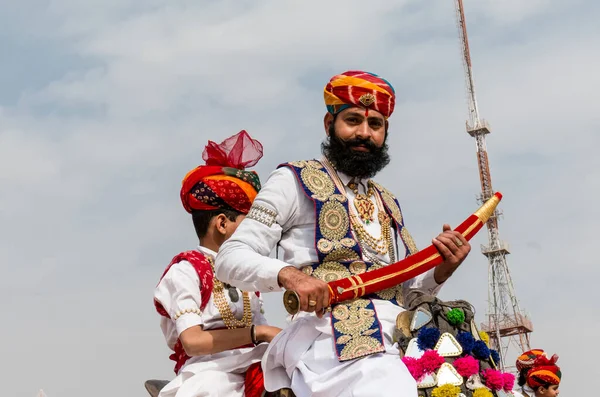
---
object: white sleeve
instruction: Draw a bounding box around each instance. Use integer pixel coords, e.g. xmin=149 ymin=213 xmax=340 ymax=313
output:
xmin=154 ymin=261 xmax=204 ymax=336
xmin=402 ymin=267 xmax=443 ymax=300
xmin=215 ymin=167 xmax=300 ymax=293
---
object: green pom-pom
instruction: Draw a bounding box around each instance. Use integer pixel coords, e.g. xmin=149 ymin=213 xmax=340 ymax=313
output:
xmin=446 ymin=308 xmax=465 ymax=326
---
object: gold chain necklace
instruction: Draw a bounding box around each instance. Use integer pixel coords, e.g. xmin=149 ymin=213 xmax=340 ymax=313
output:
xmin=349 ymin=211 xmax=391 ymax=256
xmin=321 ymin=159 xmax=395 ymax=260
xmin=207 ymin=256 xmax=252 ymax=329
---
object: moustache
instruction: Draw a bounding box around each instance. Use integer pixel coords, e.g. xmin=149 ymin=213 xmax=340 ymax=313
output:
xmin=343 ymin=138 xmax=379 ymax=152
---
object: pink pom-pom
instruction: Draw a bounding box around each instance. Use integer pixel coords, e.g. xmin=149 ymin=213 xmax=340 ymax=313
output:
xmin=420 ymin=351 xmax=446 ymax=374
xmin=502 ymin=372 xmax=516 ymax=391
xmin=402 ymin=356 xmax=424 ymax=381
xmin=453 ymin=356 xmax=480 ymax=378
xmin=482 ymin=368 xmax=504 ymax=391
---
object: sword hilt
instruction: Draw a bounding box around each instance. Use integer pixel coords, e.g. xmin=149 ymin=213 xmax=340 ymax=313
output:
xmin=283 ymin=290 xmax=300 ymax=315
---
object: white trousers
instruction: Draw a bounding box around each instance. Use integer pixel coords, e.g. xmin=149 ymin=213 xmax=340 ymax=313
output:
xmin=159 ymin=370 xmax=245 ymax=397
xmin=159 ymin=344 xmax=267 ymax=397
xmin=262 ymin=300 xmax=418 ymax=397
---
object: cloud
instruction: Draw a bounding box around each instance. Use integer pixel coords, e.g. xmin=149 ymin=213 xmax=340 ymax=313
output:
xmin=1 ymin=0 xmax=597 ymax=395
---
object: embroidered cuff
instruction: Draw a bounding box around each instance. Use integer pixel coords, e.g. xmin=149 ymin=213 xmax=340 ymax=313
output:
xmin=175 ymin=310 xmax=203 ymax=336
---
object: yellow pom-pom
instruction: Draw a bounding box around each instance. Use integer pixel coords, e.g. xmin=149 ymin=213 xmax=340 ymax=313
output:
xmin=473 ymin=388 xmax=494 ymax=397
xmin=431 ymin=384 xmax=461 ymax=397
xmin=479 ymin=331 xmax=490 ymax=346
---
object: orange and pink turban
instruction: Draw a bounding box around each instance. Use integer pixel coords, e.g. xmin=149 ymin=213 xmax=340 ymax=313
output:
xmin=180 ymin=130 xmax=263 ymax=215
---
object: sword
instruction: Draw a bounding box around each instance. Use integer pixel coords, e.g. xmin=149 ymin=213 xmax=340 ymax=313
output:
xmin=283 ymin=192 xmax=502 ymax=315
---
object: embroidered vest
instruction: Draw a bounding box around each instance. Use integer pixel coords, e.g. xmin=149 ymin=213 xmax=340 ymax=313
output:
xmin=278 ymin=159 xmax=420 ymax=362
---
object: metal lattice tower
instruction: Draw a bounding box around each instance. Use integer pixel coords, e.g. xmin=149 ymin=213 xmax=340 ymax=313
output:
xmin=454 ymin=0 xmax=533 ymax=370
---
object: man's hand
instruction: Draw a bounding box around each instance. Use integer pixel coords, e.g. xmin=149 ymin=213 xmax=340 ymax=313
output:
xmin=432 ymin=224 xmax=471 ymax=284
xmin=278 ymin=266 xmax=330 ymax=318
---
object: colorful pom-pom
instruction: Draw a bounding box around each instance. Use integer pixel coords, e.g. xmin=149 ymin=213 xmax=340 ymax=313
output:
xmin=446 ymin=308 xmax=465 ymax=326
xmin=453 ymin=355 xmax=480 ymax=378
xmin=472 ymin=340 xmax=490 ymax=360
xmin=482 ymin=368 xmax=504 ymax=391
xmin=431 ymin=384 xmax=461 ymax=397
xmin=402 ymin=356 xmax=423 ymax=381
xmin=417 ymin=327 xmax=440 ymax=350
xmin=456 ymin=331 xmax=475 ymax=354
xmin=472 ymin=389 xmax=493 ymax=397
xmin=490 ymin=349 xmax=501 ymax=364
xmin=479 ymin=331 xmax=490 ymax=346
xmin=402 ymin=351 xmax=446 ymax=381
xmin=420 ymin=350 xmax=445 ymax=374
xmin=502 ymin=372 xmax=516 ymax=391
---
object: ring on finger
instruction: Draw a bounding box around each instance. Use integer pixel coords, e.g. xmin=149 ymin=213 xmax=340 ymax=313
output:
xmin=308 ymin=300 xmax=317 ymax=307
xmin=454 ymin=238 xmax=463 ymax=247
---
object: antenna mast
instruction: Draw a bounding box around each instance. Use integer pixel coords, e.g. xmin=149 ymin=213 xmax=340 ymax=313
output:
xmin=454 ymin=0 xmax=533 ymax=370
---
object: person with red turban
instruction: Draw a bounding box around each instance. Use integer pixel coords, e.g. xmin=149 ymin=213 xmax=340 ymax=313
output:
xmin=215 ymin=71 xmax=472 ymax=396
xmin=514 ymin=349 xmax=562 ymax=397
xmin=153 ymin=131 xmax=283 ymax=397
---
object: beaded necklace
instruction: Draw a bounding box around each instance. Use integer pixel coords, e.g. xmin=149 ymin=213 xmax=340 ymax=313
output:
xmin=321 ymin=159 xmax=396 ymax=262
xmin=206 ymin=256 xmax=252 ymax=329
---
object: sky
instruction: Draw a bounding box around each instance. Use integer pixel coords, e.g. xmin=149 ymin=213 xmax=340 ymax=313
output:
xmin=1 ymin=1 xmax=598 ymax=396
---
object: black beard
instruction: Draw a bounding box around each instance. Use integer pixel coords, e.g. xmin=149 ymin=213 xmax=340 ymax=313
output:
xmin=321 ymin=124 xmax=390 ymax=179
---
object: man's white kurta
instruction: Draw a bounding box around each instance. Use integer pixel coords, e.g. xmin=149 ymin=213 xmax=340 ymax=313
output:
xmin=216 ymin=164 xmax=445 ymax=397
xmin=154 ymin=246 xmax=268 ymax=397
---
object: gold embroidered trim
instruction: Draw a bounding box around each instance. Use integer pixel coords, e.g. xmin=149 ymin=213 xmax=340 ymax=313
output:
xmin=312 ymin=261 xmax=352 ymax=282
xmin=362 ymin=262 xmax=403 ymax=305
xmin=306 ymin=160 xmax=324 ymax=169
xmin=317 ymin=239 xmax=335 ymax=253
xmin=324 ymin=248 xmax=360 ymax=262
xmin=381 ymin=191 xmax=403 ymax=225
xmin=401 ymin=227 xmax=419 ymax=255
xmin=349 ymin=261 xmax=367 ymax=275
xmin=300 ymin=167 xmax=335 ymax=201
xmin=319 ymin=200 xmax=350 ymax=241
xmin=317 ymin=238 xmax=357 ymax=254
xmin=247 ymin=204 xmax=277 ymax=227
xmin=332 ymin=299 xmax=386 ymax=361
xmin=375 ymin=285 xmax=404 ymax=306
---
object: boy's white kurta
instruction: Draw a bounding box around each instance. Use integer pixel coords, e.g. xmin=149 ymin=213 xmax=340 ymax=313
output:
xmin=154 ymin=246 xmax=269 ymax=397
xmin=512 ymin=385 xmax=534 ymax=397
xmin=216 ymin=164 xmax=445 ymax=397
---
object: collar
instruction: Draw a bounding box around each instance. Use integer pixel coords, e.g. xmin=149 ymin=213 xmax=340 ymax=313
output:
xmin=522 ymin=384 xmax=534 ymax=397
xmin=197 ymin=245 xmax=217 ymax=259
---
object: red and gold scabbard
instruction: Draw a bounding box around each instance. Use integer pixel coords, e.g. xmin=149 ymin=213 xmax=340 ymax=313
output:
xmin=283 ymin=192 xmax=502 ymax=315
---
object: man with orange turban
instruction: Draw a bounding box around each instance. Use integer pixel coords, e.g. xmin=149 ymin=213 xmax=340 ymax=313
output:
xmin=514 ymin=349 xmax=562 ymax=397
xmin=153 ymin=131 xmax=282 ymax=397
xmin=216 ymin=71 xmax=472 ymax=396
